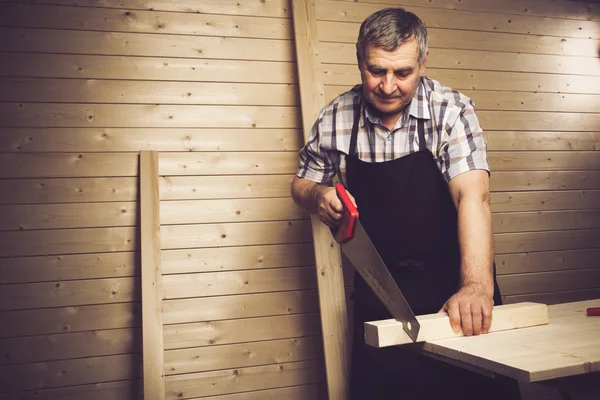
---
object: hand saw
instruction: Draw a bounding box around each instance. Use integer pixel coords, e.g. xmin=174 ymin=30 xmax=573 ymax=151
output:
xmin=332 ymin=183 xmax=420 ymax=342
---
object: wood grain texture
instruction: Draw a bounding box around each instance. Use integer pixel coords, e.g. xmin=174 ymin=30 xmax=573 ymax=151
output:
xmin=496 ymin=249 xmax=600 ymax=275
xmin=490 ymin=190 xmax=600 ymax=212
xmin=364 ymin=302 xmax=548 ymax=348
xmin=0 ymin=380 xmax=142 ymax=400
xmin=140 ymin=151 xmax=165 ymax=400
xmin=498 ymin=268 xmax=600 ymax=296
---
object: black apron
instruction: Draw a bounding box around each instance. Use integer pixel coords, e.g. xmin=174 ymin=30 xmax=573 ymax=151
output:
xmin=346 ymin=100 xmax=520 ymax=400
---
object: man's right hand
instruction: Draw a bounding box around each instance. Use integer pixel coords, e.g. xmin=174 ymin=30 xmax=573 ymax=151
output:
xmin=290 ymin=176 xmax=357 ymax=228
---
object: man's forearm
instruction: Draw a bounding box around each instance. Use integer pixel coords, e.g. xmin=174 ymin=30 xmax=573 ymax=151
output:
xmin=457 ymin=196 xmax=495 ymax=297
xmin=291 ymin=176 xmax=330 ymax=215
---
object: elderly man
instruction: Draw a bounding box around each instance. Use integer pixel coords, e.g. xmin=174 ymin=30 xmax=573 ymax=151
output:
xmin=291 ymin=7 xmax=521 ymax=400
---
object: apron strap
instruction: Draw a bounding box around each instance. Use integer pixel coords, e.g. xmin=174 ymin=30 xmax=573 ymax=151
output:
xmin=417 ymin=118 xmax=426 ymax=152
xmin=349 ymin=99 xmax=362 ymax=157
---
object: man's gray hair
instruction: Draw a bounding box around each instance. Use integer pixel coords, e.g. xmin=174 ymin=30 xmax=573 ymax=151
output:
xmin=356 ymin=8 xmax=428 ymax=66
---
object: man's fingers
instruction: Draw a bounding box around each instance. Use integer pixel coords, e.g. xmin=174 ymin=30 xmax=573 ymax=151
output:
xmin=471 ymin=306 xmax=483 ymax=335
xmin=447 ymin=301 xmax=461 ymax=332
xmin=460 ymin=303 xmax=474 ymax=336
xmin=482 ymin=303 xmax=493 ymax=334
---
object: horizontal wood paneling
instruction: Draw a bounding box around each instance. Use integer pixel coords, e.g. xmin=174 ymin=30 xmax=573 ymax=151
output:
xmin=488 ymin=151 xmax=600 ymax=170
xmin=496 ymin=249 xmax=600 ymax=275
xmin=499 ymin=269 xmax=600 ymax=295
xmin=0 ymin=277 xmax=138 ymax=311
xmin=0 ymin=78 xmax=300 ymax=106
xmin=316 ymin=1 xmax=600 ymax=38
xmin=0 ymin=128 xmax=303 ymax=152
xmin=321 ymin=45 xmax=600 ymax=76
xmin=0 ymin=177 xmax=138 ymax=204
xmin=0 ymin=327 xmax=140 ymax=365
xmin=319 ymin=21 xmax=600 ymax=57
xmin=162 ymin=266 xmax=353 ymax=300
xmin=493 ymin=210 xmax=600 ymax=233
xmin=485 ymin=132 xmax=600 ymax=151
xmin=323 ymin=66 xmax=600 ymax=94
xmin=491 ymin=190 xmax=600 ymax=212
xmin=0 ymin=227 xmax=137 ymax=257
xmin=163 ymin=291 xmax=328 ymax=326
xmin=0 ymin=0 xmax=293 ymax=18
xmin=0 ymin=380 xmax=142 ymax=400
xmin=504 ymin=288 xmax=600 ymax=305
xmin=494 ymin=229 xmax=600 ymax=254
xmin=0 ymin=3 xmax=293 ymax=39
xmin=0 ymin=251 xmax=139 ymax=284
xmin=160 ymin=220 xmax=312 ymax=250
xmin=164 ymin=360 xmax=324 ymax=400
xmin=0 ymin=27 xmax=295 ymax=61
xmin=331 ymin=0 xmax=600 ymax=21
xmin=187 ymin=384 xmax=326 ymax=400
xmin=162 ymin=243 xmax=315 ymax=275
xmin=165 ymin=336 xmax=322 ymax=375
xmin=0 ymin=53 xmax=298 ymax=84
xmin=0 ymin=202 xmax=137 ymax=231
xmin=490 ymin=171 xmax=600 ymax=191
xmin=0 ymin=103 xmax=299 ymax=128
xmin=0 ymin=353 xmax=141 ymax=393
xmin=0 ymin=302 xmax=140 ymax=338
xmin=478 ymin=111 xmax=600 ymax=131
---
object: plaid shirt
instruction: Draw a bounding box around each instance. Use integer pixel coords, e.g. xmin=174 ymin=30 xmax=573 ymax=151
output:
xmin=297 ymin=76 xmax=489 ymax=185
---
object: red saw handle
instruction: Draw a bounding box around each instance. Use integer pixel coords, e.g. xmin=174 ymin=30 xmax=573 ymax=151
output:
xmin=587 ymin=307 xmax=600 ymax=316
xmin=331 ymin=183 xmax=359 ymax=244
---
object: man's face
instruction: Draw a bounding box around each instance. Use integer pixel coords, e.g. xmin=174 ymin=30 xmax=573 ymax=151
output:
xmin=359 ymin=39 xmax=428 ymax=123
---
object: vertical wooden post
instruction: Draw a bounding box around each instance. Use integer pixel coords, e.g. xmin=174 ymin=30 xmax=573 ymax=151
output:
xmin=291 ymin=1 xmax=351 ymax=399
xmin=140 ymin=150 xmax=165 ymax=400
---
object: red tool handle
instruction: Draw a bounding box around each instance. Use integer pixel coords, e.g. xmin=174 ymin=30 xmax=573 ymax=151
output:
xmin=587 ymin=307 xmax=600 ymax=316
xmin=331 ymin=183 xmax=359 ymax=244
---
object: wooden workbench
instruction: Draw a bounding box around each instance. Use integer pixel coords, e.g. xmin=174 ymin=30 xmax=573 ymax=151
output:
xmin=419 ymin=299 xmax=600 ymax=399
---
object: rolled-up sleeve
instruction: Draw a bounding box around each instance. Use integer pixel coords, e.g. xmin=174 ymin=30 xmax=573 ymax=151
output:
xmin=296 ymin=117 xmax=336 ymax=184
xmin=440 ymin=99 xmax=489 ymax=182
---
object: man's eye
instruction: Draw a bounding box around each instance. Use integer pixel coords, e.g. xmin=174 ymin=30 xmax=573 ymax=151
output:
xmin=396 ymin=71 xmax=411 ymax=78
xmin=370 ymin=70 xmax=385 ymax=76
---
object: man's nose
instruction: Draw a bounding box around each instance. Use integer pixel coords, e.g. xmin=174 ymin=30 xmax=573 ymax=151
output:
xmin=380 ymin=73 xmax=396 ymax=95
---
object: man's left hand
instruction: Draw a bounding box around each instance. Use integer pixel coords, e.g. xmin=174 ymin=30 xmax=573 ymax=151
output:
xmin=439 ymin=283 xmax=494 ymax=336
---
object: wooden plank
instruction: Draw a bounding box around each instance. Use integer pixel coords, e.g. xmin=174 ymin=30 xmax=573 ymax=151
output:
xmin=0 ymin=3 xmax=293 ymax=39
xmin=323 ymin=65 xmax=600 ymax=94
xmin=494 ymin=229 xmax=600 ymax=254
xmin=292 ymin=1 xmax=350 ymax=399
xmin=160 ymin=175 xmax=295 ymax=201
xmin=0 ymin=53 xmax=298 ymax=84
xmin=0 ymin=128 xmax=303 ymax=152
xmin=164 ymin=313 xmax=322 ymax=350
xmin=0 ymin=27 xmax=296 ymax=61
xmin=0 ymin=0 xmax=293 ymax=18
xmin=0 ymin=78 xmax=300 ymax=106
xmin=0 ymin=227 xmax=137 ymax=257
xmin=493 ymin=209 xmax=600 ymax=233
xmin=498 ymin=269 xmax=600 ymax=296
xmin=163 ymin=291 xmax=324 ymax=326
xmin=186 ymin=384 xmax=326 ymax=400
xmin=0 ymin=327 xmax=140 ymax=365
xmin=491 ymin=190 xmax=600 ymax=212
xmin=364 ymin=302 xmax=548 ymax=348
xmin=0 ymin=251 xmax=138 ymax=284
xmin=485 ymin=132 xmax=600 ymax=151
xmin=0 ymin=353 xmax=142 ymax=392
xmin=490 ymin=171 xmax=600 ymax=191
xmin=479 ymin=112 xmax=600 ymax=132
xmin=0 ymin=177 xmax=138 ymax=204
xmin=497 ymin=249 xmax=600 ymax=275
xmin=162 ymin=265 xmax=353 ymax=299
xmin=161 ymin=243 xmax=315 ymax=274
xmin=419 ymin=300 xmax=600 ymax=382
xmin=488 ymin=151 xmax=600 ymax=171
xmin=160 ymin=220 xmax=312 ymax=250
xmin=330 ymin=0 xmax=600 ymax=22
xmin=0 ymin=277 xmax=138 ymax=311
xmin=140 ymin=151 xmax=165 ymax=400
xmin=0 ymin=103 xmax=299 ymax=129
xmin=0 ymin=302 xmax=141 ymax=338
xmin=0 ymin=379 xmax=143 ymax=400
xmin=316 ymin=1 xmax=600 ymax=39
xmin=0 ymin=202 xmax=137 ymax=231
xmin=320 ymin=45 xmax=600 ymax=76
xmin=164 ymin=360 xmax=324 ymax=400
xmin=165 ymin=337 xmax=322 ymax=375
xmin=504 ymin=288 xmax=600 ymax=305
xmin=318 ymin=21 xmax=600 ymax=57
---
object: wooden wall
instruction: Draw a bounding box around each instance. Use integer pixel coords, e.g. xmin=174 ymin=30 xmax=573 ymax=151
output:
xmin=0 ymin=0 xmax=597 ymax=399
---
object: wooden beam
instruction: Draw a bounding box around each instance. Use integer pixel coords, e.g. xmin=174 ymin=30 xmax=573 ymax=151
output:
xmin=365 ymin=302 xmax=549 ymax=348
xmin=140 ymin=150 xmax=165 ymax=400
xmin=291 ymin=0 xmax=350 ymax=399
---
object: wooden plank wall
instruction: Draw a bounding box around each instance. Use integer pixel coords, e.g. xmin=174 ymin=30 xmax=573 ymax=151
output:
xmin=0 ymin=0 xmax=597 ymax=399
xmin=0 ymin=0 xmax=330 ymax=398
